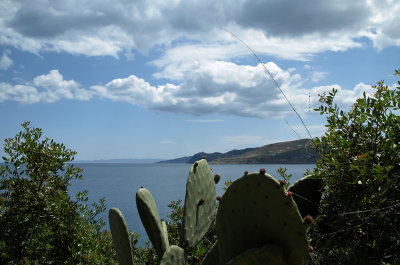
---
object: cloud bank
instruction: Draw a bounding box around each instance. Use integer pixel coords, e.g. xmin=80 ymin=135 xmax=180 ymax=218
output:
xmin=0 ymin=0 xmax=399 ymax=59
xmin=0 ymin=0 xmax=395 ymax=119
xmin=0 ymin=63 xmax=377 ymax=119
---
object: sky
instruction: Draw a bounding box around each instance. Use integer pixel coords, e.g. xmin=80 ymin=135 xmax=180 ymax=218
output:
xmin=0 ymin=0 xmax=399 ymax=160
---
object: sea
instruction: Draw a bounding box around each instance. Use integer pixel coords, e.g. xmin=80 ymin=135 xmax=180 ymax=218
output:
xmin=68 ymin=163 xmax=315 ymax=246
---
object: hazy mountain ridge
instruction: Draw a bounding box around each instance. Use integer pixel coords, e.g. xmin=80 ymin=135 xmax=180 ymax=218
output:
xmin=159 ymin=139 xmax=317 ymax=164
xmin=74 ymin=158 xmax=164 ymax=164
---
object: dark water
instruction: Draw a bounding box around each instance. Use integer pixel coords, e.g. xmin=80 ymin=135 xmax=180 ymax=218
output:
xmin=69 ymin=163 xmax=315 ymax=246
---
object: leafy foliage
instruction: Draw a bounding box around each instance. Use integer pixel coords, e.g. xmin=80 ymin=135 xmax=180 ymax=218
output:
xmin=308 ymin=71 xmax=400 ymax=264
xmin=164 ymin=199 xmax=216 ymax=264
xmin=276 ymin=166 xmax=292 ymax=189
xmin=0 ymin=122 xmax=117 ymax=264
xmin=124 ymin=199 xmax=216 ymax=264
xmin=130 ymin=232 xmax=159 ymax=264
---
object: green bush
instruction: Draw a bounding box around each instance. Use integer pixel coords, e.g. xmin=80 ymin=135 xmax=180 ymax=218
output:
xmin=309 ymin=70 xmax=400 ymax=264
xmin=164 ymin=200 xmax=216 ymax=264
xmin=123 ymin=200 xmax=216 ymax=264
xmin=0 ymin=122 xmax=117 ymax=264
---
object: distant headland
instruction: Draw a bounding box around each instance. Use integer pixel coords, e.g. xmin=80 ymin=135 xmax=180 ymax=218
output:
xmin=158 ymin=138 xmax=317 ymax=164
xmin=72 ymin=139 xmax=317 ymax=164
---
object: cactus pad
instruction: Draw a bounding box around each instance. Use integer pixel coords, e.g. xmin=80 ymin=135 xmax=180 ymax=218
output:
xmin=226 ymin=245 xmax=286 ymax=265
xmin=288 ymin=175 xmax=323 ymax=218
xmin=136 ymin=187 xmax=168 ymax=258
xmin=160 ymin=245 xmax=185 ymax=265
xmin=161 ymin=220 xmax=170 ymax=250
xmin=216 ymin=171 xmax=308 ymax=265
xmin=180 ymin=159 xmax=217 ymax=248
xmin=108 ymin=208 xmax=134 ymax=265
xmin=201 ymin=242 xmax=220 ymax=265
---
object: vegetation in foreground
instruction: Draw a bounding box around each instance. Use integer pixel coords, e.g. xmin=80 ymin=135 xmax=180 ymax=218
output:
xmin=1 ymin=70 xmax=399 ymax=264
xmin=0 ymin=122 xmax=117 ymax=264
xmin=308 ymin=70 xmax=400 ymax=264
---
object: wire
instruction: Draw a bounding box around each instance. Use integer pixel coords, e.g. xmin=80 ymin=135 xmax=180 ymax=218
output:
xmin=223 ymin=28 xmax=314 ymax=140
xmin=284 ymin=116 xmax=302 ymax=139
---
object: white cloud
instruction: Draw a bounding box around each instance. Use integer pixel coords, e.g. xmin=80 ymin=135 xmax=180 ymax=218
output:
xmin=151 ymin=27 xmax=364 ymax=81
xmin=90 ymin=61 xmax=378 ymax=119
xmin=92 ymin=61 xmax=305 ymax=118
xmin=91 ymin=75 xmax=177 ymax=107
xmin=0 ymin=63 xmax=381 ymax=121
xmin=0 ymin=0 xmax=399 ymax=59
xmin=0 ymin=83 xmax=40 ymax=103
xmin=0 ymin=51 xmax=12 ymax=70
xmin=0 ymin=69 xmax=93 ymax=103
xmin=310 ymin=82 xmax=375 ymax=109
xmin=310 ymin=71 xmax=328 ymax=83
xmin=367 ymin=0 xmax=400 ymax=50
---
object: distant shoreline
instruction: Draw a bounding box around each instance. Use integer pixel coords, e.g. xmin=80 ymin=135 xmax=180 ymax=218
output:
xmin=158 ymin=139 xmax=317 ymax=165
xmin=72 ymin=139 xmax=318 ymax=165
xmin=72 ymin=158 xmax=164 ymax=164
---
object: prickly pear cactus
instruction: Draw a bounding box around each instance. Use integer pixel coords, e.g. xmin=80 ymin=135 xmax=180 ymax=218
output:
xmin=226 ymin=245 xmax=286 ymax=265
xmin=160 ymin=245 xmax=186 ymax=265
xmin=288 ymin=175 xmax=323 ymax=218
xmin=136 ymin=187 xmax=169 ymax=259
xmin=108 ymin=208 xmax=134 ymax=265
xmin=179 ymin=159 xmax=217 ymax=248
xmin=161 ymin=220 xmax=169 ymax=250
xmin=216 ymin=170 xmax=308 ymax=265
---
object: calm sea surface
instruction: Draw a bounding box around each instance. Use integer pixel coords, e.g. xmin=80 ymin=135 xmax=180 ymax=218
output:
xmin=69 ymin=163 xmax=315 ymax=246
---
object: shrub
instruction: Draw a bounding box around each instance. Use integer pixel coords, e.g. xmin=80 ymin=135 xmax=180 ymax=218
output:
xmin=308 ymin=70 xmax=400 ymax=264
xmin=123 ymin=200 xmax=216 ymax=264
xmin=0 ymin=122 xmax=117 ymax=264
xmin=164 ymin=200 xmax=216 ymax=264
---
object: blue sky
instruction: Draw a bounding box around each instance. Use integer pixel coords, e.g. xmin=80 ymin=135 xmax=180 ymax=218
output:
xmin=0 ymin=0 xmax=399 ymax=160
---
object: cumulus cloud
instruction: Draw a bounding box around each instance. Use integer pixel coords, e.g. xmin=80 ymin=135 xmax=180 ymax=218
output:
xmin=368 ymin=0 xmax=400 ymax=50
xmin=1 ymin=0 xmax=396 ymax=130
xmin=0 ymin=63 xmax=381 ymax=120
xmin=0 ymin=83 xmax=39 ymax=103
xmin=90 ymin=61 xmax=378 ymax=119
xmin=310 ymin=82 xmax=375 ymax=109
xmin=310 ymin=71 xmax=328 ymax=83
xmin=92 ymin=61 xmax=304 ymax=118
xmin=0 ymin=69 xmax=93 ymax=103
xmin=0 ymin=0 xmax=399 ymax=59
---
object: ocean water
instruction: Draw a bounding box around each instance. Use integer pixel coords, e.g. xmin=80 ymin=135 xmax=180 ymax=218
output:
xmin=69 ymin=163 xmax=315 ymax=246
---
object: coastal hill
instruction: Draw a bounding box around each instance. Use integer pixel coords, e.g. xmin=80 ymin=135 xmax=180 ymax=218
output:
xmin=158 ymin=138 xmax=317 ymax=164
